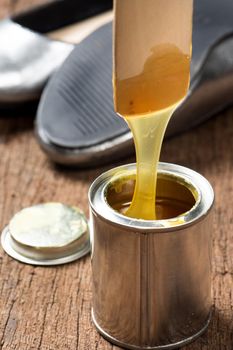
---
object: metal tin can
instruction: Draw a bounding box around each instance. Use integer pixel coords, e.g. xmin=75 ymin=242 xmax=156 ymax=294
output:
xmin=89 ymin=162 xmax=214 ymax=350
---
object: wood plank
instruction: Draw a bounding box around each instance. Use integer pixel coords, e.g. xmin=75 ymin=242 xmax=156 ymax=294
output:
xmin=0 ymin=107 xmax=232 ymax=350
xmin=0 ymin=0 xmax=51 ymax=18
xmin=0 ymin=0 xmax=11 ymax=18
xmin=10 ymin=0 xmax=51 ymax=16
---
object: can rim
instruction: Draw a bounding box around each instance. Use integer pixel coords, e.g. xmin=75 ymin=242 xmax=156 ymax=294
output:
xmin=88 ymin=162 xmax=214 ymax=232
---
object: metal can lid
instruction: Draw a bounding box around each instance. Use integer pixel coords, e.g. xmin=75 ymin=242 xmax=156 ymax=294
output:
xmin=1 ymin=202 xmax=90 ymax=266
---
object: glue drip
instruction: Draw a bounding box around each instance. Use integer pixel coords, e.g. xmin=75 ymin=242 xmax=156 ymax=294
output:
xmin=114 ymin=44 xmax=191 ymax=220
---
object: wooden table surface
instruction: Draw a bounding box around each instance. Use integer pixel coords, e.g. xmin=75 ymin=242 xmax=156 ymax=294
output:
xmin=0 ymin=1 xmax=233 ymax=349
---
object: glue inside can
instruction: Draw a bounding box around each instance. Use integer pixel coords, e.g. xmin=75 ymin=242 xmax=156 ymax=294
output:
xmin=89 ymin=162 xmax=214 ymax=350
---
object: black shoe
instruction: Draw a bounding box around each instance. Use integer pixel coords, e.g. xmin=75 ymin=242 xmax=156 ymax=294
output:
xmin=36 ymin=0 xmax=233 ymax=166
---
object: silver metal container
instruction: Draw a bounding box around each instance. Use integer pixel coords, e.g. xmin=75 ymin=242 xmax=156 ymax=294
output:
xmin=89 ymin=163 xmax=214 ymax=349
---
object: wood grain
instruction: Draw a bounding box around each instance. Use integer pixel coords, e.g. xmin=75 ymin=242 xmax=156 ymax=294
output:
xmin=0 ymin=0 xmax=50 ymax=18
xmin=0 ymin=1 xmax=232 ymax=349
